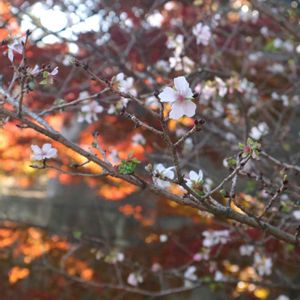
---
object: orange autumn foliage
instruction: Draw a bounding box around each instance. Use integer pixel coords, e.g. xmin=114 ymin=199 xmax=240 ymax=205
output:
xmin=9 ymin=266 xmax=30 ymax=284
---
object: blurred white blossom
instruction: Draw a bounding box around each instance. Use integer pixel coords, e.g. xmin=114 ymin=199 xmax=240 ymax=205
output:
xmin=31 ymin=143 xmax=57 ymax=161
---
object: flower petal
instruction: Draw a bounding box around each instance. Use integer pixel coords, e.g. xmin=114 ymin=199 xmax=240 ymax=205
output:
xmin=169 ymin=102 xmax=185 ymax=119
xmin=198 ymin=170 xmax=203 ymax=181
xmin=42 ymin=143 xmax=52 ymax=152
xmin=31 ymin=145 xmax=42 ymax=155
xmin=8 ymin=49 xmax=14 ymax=62
xmin=183 ymin=101 xmax=196 ymax=117
xmin=45 ymin=148 xmax=57 ymax=159
xmin=158 ymin=87 xmax=177 ymax=103
xmin=189 ymin=170 xmax=198 ymax=181
xmin=174 ymin=76 xmax=190 ymax=92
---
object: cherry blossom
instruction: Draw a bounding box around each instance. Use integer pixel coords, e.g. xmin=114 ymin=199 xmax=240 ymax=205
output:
xmin=29 ymin=64 xmax=41 ymax=76
xmin=215 ymin=77 xmax=227 ymax=97
xmin=277 ymin=295 xmax=290 ymax=300
xmin=214 ymin=271 xmax=226 ymax=282
xmin=192 ymin=22 xmax=212 ymax=46
xmin=152 ymin=164 xmax=174 ymax=188
xmin=151 ymin=263 xmax=162 ymax=272
xmin=78 ymin=100 xmax=103 ymax=124
xmin=183 ymin=266 xmax=197 ymax=287
xmin=158 ymin=76 xmax=196 ymax=119
xmin=155 ymin=60 xmax=171 ymax=73
xmin=7 ymin=37 xmax=25 ymax=62
xmin=50 ymin=66 xmax=59 ymax=76
xmin=127 ymin=272 xmax=143 ymax=286
xmin=250 ymin=122 xmax=269 ymax=140
xmin=159 ymin=234 xmax=168 ymax=243
xmin=193 ymin=251 xmax=209 ymax=261
xmin=239 ymin=245 xmax=254 ymax=256
xmin=167 ymin=34 xmax=184 ymax=55
xmin=253 ymin=253 xmax=272 ymax=276
xmin=132 ymin=133 xmax=146 ymax=146
xmin=292 ymin=210 xmax=300 ymax=220
xmin=112 ymin=73 xmax=136 ymax=95
xmin=169 ymin=55 xmax=195 ymax=73
xmin=202 ymin=230 xmax=230 ymax=248
xmin=186 ymin=170 xmax=204 ymax=189
xmin=31 ymin=143 xmax=57 ymax=161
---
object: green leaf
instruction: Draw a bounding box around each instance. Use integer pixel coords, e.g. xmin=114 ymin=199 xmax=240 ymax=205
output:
xmin=42 ymin=71 xmax=49 ymax=79
xmin=118 ymin=158 xmax=141 ymax=175
xmin=287 ymin=243 xmax=295 ymax=252
xmin=73 ymin=230 xmax=82 ymax=239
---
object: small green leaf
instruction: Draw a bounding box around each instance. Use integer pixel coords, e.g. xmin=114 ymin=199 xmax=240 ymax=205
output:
xmin=118 ymin=158 xmax=140 ymax=174
xmin=287 ymin=244 xmax=295 ymax=252
xmin=73 ymin=230 xmax=82 ymax=239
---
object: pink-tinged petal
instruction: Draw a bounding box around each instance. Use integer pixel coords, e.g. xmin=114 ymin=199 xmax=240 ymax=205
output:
xmin=174 ymin=76 xmax=190 ymax=92
xmin=198 ymin=170 xmax=203 ymax=181
xmin=94 ymin=105 xmax=103 ymax=113
xmin=183 ymin=101 xmax=196 ymax=117
xmin=155 ymin=164 xmax=165 ymax=173
xmin=50 ymin=67 xmax=59 ymax=76
xmin=116 ymin=73 xmax=124 ymax=81
xmin=13 ymin=44 xmax=23 ymax=54
xmin=81 ymin=105 xmax=91 ymax=112
xmin=78 ymin=114 xmax=84 ymax=122
xmin=189 ymin=170 xmax=198 ymax=181
xmin=8 ymin=49 xmax=14 ymax=62
xmin=158 ymin=87 xmax=177 ymax=103
xmin=45 ymin=148 xmax=57 ymax=159
xmin=42 ymin=143 xmax=52 ymax=152
xmin=165 ymin=168 xmax=174 ymax=180
xmin=183 ymin=87 xmax=193 ymax=98
xmin=169 ymin=102 xmax=185 ymax=119
xmin=92 ymin=113 xmax=99 ymax=122
xmin=85 ymin=113 xmax=93 ymax=124
xmin=33 ymin=154 xmax=44 ymax=161
xmin=31 ymin=145 xmax=42 ymax=155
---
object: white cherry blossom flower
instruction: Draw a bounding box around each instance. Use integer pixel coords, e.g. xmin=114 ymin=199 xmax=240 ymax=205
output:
xmin=50 ymin=66 xmax=59 ymax=76
xmin=152 ymin=164 xmax=174 ymax=188
xmin=31 ymin=143 xmax=57 ymax=161
xmin=127 ymin=272 xmax=143 ymax=286
xmin=113 ymin=73 xmax=136 ymax=96
xmin=169 ymin=55 xmax=194 ymax=73
xmin=250 ymin=122 xmax=269 ymax=140
xmin=158 ymin=76 xmax=196 ymax=119
xmin=155 ymin=60 xmax=171 ymax=73
xmin=78 ymin=100 xmax=103 ymax=124
xmin=292 ymin=210 xmax=300 ymax=220
xmin=254 ymin=253 xmax=272 ymax=276
xmin=7 ymin=37 xmax=25 ymax=62
xmin=202 ymin=230 xmax=230 ymax=248
xmin=167 ymin=34 xmax=184 ymax=55
xmin=159 ymin=234 xmax=168 ymax=243
xmin=132 ymin=133 xmax=146 ymax=145
xmin=215 ymin=77 xmax=227 ymax=97
xmin=200 ymin=84 xmax=216 ymax=102
xmin=151 ymin=263 xmax=162 ymax=272
xmin=239 ymin=245 xmax=254 ymax=256
xmin=277 ymin=295 xmax=290 ymax=300
xmin=193 ymin=251 xmax=209 ymax=261
xmin=214 ymin=271 xmax=226 ymax=282
xmin=184 ymin=266 xmax=197 ymax=287
xmin=29 ymin=64 xmax=41 ymax=76
xmin=186 ymin=170 xmax=204 ymax=189
xmin=192 ymin=22 xmax=212 ymax=46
